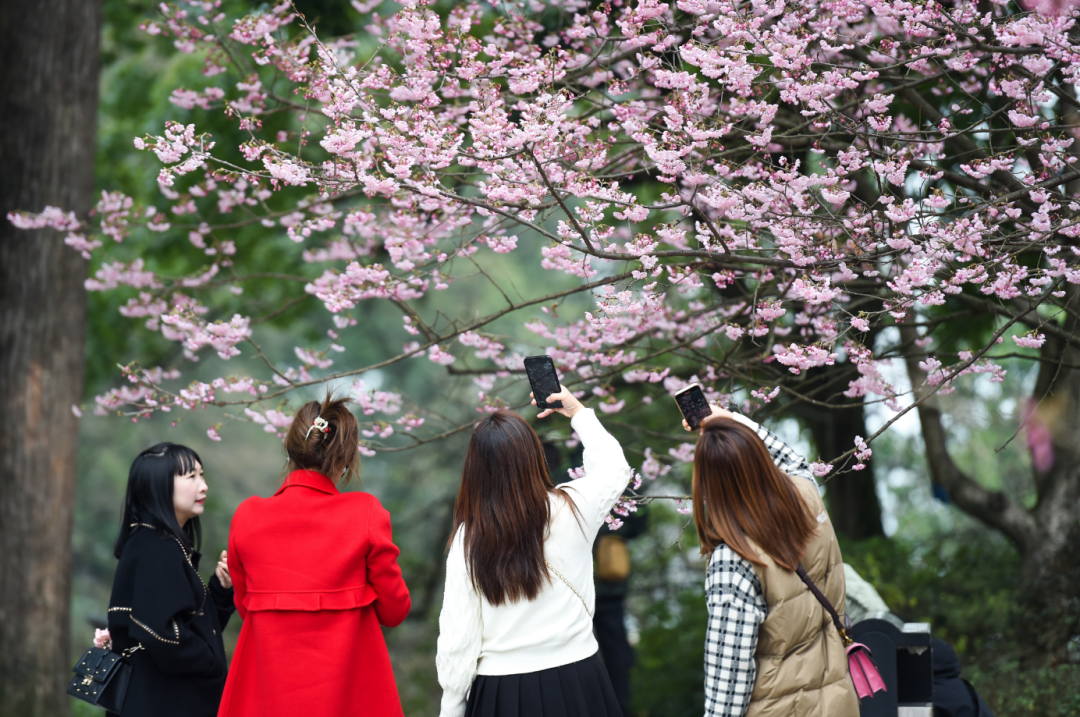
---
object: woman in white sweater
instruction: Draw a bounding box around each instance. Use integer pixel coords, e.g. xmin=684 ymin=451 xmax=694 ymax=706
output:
xmin=436 ymin=386 xmax=632 ymax=717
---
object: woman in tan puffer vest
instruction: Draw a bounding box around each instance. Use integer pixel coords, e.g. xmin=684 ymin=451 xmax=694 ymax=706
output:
xmin=686 ymin=405 xmax=859 ymax=717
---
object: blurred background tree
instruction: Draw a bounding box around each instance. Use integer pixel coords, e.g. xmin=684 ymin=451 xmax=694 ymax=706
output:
xmin=0 ymin=1 xmax=102 ymax=716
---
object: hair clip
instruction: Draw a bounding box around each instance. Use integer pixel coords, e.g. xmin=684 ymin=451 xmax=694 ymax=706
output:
xmin=305 ymin=416 xmax=330 ymax=439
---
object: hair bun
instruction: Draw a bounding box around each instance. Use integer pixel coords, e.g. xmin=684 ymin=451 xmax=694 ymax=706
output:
xmin=284 ymin=393 xmax=360 ymax=485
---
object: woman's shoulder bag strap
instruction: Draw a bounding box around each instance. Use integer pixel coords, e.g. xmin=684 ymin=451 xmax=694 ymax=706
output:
xmin=795 ymin=565 xmax=852 ymax=645
xmin=545 ymin=561 xmax=594 ymax=619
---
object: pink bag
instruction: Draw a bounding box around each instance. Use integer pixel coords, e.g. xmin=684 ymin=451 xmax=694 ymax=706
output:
xmin=796 ymin=566 xmax=887 ymax=701
xmin=846 ymin=642 xmax=887 ymax=700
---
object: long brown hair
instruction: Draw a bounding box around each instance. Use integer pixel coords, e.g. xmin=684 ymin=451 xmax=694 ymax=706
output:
xmin=692 ymin=418 xmax=816 ymax=571
xmin=283 ymin=392 xmax=361 ymax=486
xmin=450 ymin=409 xmax=571 ymax=605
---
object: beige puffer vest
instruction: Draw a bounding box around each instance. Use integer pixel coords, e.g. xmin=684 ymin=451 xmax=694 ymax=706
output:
xmin=744 ymin=474 xmax=859 ymax=717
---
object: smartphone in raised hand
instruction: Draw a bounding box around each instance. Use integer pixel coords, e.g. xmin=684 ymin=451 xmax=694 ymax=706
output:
xmin=674 ymin=383 xmax=712 ymax=431
xmin=524 ymin=355 xmax=563 ymax=410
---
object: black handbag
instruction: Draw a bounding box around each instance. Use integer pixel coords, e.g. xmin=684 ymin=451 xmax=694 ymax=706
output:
xmin=67 ymin=643 xmax=141 ymax=714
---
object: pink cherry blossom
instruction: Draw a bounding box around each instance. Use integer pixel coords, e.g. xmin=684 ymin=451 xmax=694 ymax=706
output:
xmin=9 ymin=0 xmax=1080 ymax=517
xmin=1013 ymin=333 xmax=1047 ymax=349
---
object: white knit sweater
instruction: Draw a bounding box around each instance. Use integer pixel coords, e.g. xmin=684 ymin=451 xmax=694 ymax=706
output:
xmin=436 ymin=408 xmax=632 ymax=717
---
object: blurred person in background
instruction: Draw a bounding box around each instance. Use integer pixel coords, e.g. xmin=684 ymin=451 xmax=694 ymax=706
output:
xmin=436 ymin=387 xmax=632 ymax=717
xmin=107 ymin=443 xmax=235 ymax=717
xmin=688 ymin=405 xmax=859 ymax=717
xmin=593 ymin=502 xmax=648 ymax=716
xmin=842 ymin=563 xmax=898 ymax=626
xmin=932 ymin=638 xmax=996 ymax=717
xmin=218 ymin=394 xmax=411 ymax=717
xmin=842 ymin=563 xmax=997 ymax=717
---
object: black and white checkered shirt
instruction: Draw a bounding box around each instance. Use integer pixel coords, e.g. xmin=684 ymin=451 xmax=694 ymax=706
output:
xmin=703 ymin=416 xmax=818 ymax=717
xmin=740 ymin=415 xmax=817 ymax=485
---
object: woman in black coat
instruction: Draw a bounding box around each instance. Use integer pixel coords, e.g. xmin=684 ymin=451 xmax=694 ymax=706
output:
xmin=932 ymin=638 xmax=996 ymax=717
xmin=106 ymin=443 xmax=236 ymax=717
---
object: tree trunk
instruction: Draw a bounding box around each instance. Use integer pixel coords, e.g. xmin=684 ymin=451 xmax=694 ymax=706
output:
xmin=0 ymin=1 xmax=102 ymax=714
xmin=1017 ymin=304 xmax=1080 ymax=659
xmin=787 ymin=364 xmax=885 ymax=540
xmin=804 ymin=398 xmax=884 ymax=540
xmin=900 ymin=310 xmax=1080 ymax=661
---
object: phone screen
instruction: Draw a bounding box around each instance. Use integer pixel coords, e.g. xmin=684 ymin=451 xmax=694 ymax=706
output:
xmin=524 ymin=356 xmax=563 ymax=409
xmin=675 ymin=384 xmax=712 ymax=430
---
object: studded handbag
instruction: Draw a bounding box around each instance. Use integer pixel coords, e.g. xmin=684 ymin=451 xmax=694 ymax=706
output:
xmin=67 ymin=643 xmax=142 ymax=714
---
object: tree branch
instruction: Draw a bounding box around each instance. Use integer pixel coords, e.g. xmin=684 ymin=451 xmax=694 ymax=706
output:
xmin=898 ymin=320 xmax=1037 ymax=549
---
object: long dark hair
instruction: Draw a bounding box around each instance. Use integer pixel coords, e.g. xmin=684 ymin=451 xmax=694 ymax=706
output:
xmin=114 ymin=443 xmax=203 ymax=558
xmin=692 ymin=418 xmax=816 ymax=571
xmin=450 ymin=409 xmax=575 ymax=606
xmin=282 ymin=391 xmax=361 ymax=486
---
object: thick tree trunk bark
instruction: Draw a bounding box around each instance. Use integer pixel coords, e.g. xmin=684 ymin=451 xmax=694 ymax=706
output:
xmin=805 ymin=398 xmax=884 ymax=540
xmin=1018 ymin=299 xmax=1080 ymax=660
xmin=0 ymin=1 xmax=102 ymax=714
xmin=900 ymin=311 xmax=1080 ymax=662
xmin=1020 ymin=518 xmax=1080 ymax=661
xmin=787 ymin=363 xmax=885 ymax=540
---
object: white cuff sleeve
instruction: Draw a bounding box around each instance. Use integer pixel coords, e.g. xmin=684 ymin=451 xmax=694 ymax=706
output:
xmin=564 ymin=408 xmax=632 ymax=528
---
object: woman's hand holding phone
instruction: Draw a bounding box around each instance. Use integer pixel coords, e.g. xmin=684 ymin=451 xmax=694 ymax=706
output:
xmin=531 ymin=385 xmax=583 ymax=420
xmin=683 ymin=404 xmax=734 ymax=432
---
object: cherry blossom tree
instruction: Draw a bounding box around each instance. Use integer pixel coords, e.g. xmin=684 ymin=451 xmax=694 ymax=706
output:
xmin=12 ymin=0 xmax=1080 ymax=658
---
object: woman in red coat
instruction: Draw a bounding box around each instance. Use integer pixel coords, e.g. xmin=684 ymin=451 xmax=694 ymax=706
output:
xmin=218 ymin=394 xmax=411 ymax=717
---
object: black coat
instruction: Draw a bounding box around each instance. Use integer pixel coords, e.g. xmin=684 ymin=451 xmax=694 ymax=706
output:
xmin=932 ymin=638 xmax=996 ymax=717
xmin=107 ymin=525 xmax=235 ymax=717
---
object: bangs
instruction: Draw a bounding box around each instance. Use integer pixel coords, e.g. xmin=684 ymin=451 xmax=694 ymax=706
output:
xmin=172 ymin=445 xmax=203 ymax=476
xmin=116 ymin=442 xmax=204 ymax=558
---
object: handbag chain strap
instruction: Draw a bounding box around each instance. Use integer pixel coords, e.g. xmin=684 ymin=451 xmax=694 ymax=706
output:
xmin=121 ymin=644 xmax=144 ymax=658
xmin=795 ymin=566 xmax=852 ymax=646
xmin=545 ymin=561 xmax=593 ymax=619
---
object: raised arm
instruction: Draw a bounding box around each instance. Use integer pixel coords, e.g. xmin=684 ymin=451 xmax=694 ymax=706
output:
xmin=562 ymin=407 xmax=633 ymax=528
xmin=436 ymin=530 xmax=483 ymax=717
xmin=726 ymin=413 xmax=817 ymax=485
xmin=532 ymin=385 xmax=632 ymax=529
xmin=691 ymin=405 xmax=817 ymax=486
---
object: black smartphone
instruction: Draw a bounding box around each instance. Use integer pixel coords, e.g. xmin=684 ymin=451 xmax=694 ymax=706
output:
xmin=524 ymin=355 xmax=563 ymax=409
xmin=674 ymin=383 xmax=712 ymax=430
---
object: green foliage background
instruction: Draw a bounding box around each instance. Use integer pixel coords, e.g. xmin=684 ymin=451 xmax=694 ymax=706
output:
xmin=69 ymin=2 xmax=1079 ymax=716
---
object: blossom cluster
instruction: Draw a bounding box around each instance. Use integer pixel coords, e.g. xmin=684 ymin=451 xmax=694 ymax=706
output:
xmin=14 ymin=0 xmax=1080 ymax=519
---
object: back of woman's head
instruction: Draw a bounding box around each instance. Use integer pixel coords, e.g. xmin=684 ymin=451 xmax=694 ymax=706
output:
xmin=114 ymin=442 xmax=202 ymax=558
xmin=452 ymin=409 xmax=555 ymax=605
xmin=692 ymin=418 xmax=816 ymax=571
xmin=283 ymin=392 xmax=360 ymax=485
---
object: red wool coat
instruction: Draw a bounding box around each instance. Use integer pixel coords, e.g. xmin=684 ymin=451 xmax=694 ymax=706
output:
xmin=218 ymin=470 xmax=411 ymax=717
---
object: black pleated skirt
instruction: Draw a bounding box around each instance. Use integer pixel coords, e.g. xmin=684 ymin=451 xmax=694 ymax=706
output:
xmin=465 ymin=653 xmax=624 ymax=717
